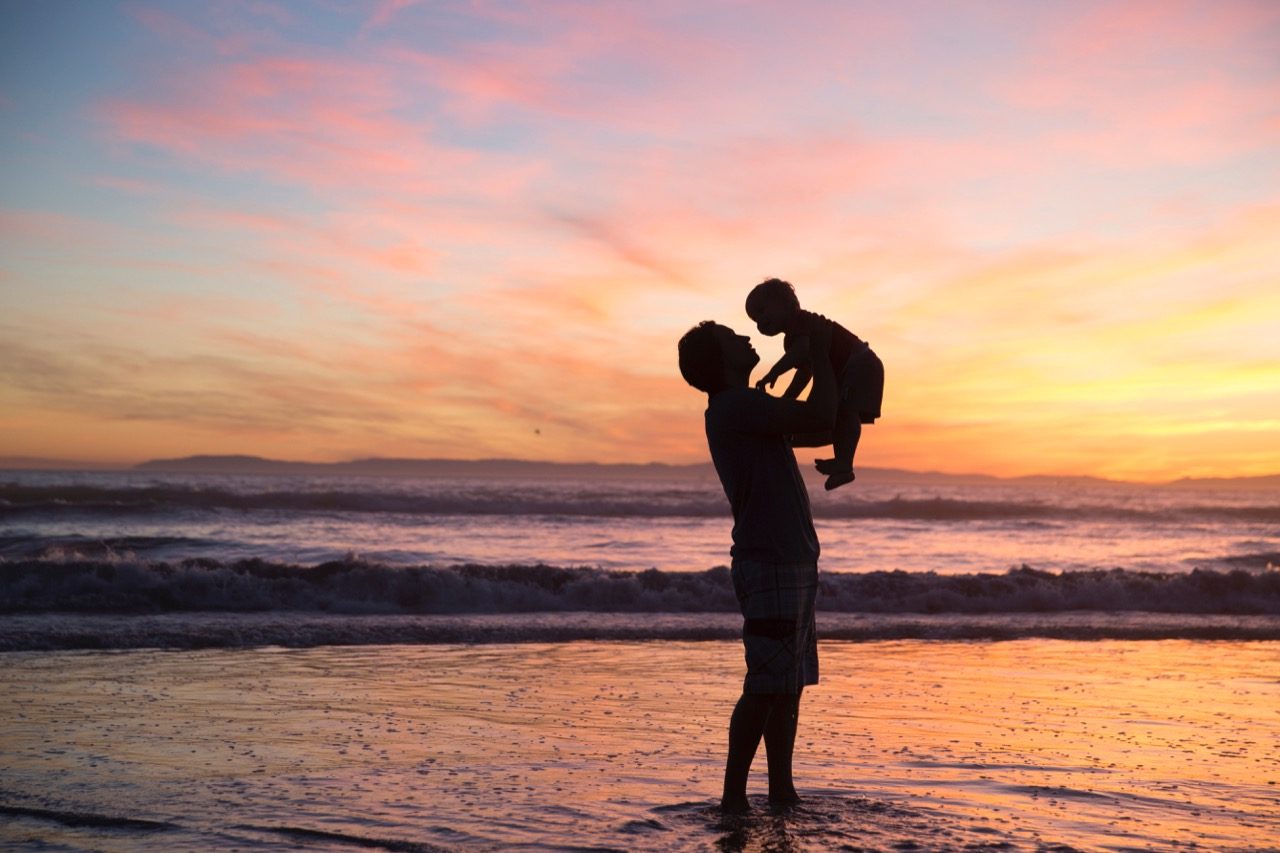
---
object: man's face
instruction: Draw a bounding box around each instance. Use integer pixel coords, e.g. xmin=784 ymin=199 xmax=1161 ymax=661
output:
xmin=713 ymin=324 xmax=759 ymax=374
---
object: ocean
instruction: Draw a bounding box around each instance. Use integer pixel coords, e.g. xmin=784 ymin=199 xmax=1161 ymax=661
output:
xmin=1 ymin=467 xmax=1277 ymax=647
xmin=2 ymin=467 xmax=1278 ymax=851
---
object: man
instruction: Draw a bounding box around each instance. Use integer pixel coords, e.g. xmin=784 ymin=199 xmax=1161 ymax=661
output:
xmin=677 ymin=319 xmax=836 ymax=813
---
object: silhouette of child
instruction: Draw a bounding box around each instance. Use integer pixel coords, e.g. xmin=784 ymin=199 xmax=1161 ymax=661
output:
xmin=746 ymin=278 xmax=884 ymax=490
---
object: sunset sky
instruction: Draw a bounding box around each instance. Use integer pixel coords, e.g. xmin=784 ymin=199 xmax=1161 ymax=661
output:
xmin=2 ymin=0 xmax=1278 ymax=480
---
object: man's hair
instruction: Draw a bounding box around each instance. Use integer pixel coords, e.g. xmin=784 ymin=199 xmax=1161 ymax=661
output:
xmin=678 ymin=321 xmax=725 ymax=394
xmin=745 ymin=277 xmax=800 ymax=317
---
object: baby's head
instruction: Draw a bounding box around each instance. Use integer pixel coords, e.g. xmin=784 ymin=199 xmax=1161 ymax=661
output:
xmin=745 ymin=278 xmax=800 ymax=336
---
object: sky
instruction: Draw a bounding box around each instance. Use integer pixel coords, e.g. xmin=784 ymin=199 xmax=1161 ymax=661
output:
xmin=1 ymin=0 xmax=1278 ymax=481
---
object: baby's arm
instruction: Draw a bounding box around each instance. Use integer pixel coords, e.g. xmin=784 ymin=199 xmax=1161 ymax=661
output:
xmin=780 ymin=364 xmax=811 ymax=400
xmin=755 ymin=337 xmax=809 ymax=391
xmin=755 ymin=354 xmax=788 ymax=391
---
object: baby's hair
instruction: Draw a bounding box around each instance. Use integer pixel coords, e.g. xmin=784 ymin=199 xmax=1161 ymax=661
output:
xmin=746 ymin=277 xmax=800 ymax=317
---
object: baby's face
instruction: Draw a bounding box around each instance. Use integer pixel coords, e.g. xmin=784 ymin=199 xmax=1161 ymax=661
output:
xmin=750 ymin=301 xmax=790 ymax=336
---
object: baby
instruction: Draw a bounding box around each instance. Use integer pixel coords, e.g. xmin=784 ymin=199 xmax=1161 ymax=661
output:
xmin=746 ymin=277 xmax=884 ymax=490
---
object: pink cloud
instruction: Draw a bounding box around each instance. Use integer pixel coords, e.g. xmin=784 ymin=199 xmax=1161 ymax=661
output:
xmin=176 ymin=203 xmax=437 ymax=281
xmin=386 ymin=2 xmax=906 ymax=135
xmin=391 ymin=47 xmax=566 ymax=125
xmin=101 ymin=2 xmax=1280 ymax=222
xmin=239 ymin=2 xmax=295 ymax=28
xmin=128 ymin=1 xmax=300 ymax=57
xmin=0 ymin=208 xmax=136 ymax=249
xmin=127 ymin=4 xmax=216 ymax=49
xmin=102 ymin=286 xmax=273 ymax=325
xmin=1035 ymin=0 xmax=1280 ymax=66
xmin=0 ymin=209 xmax=85 ymax=242
xmin=363 ymin=0 xmax=426 ymax=32
xmin=99 ymin=54 xmax=539 ymax=199
xmin=990 ymin=0 xmax=1280 ymax=167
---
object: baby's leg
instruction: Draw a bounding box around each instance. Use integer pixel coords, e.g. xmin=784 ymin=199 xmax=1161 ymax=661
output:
xmin=833 ymin=407 xmax=859 ymax=470
xmin=821 ymin=407 xmax=858 ymax=490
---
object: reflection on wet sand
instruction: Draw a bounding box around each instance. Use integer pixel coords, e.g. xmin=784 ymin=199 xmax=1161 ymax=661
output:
xmin=1 ymin=640 xmax=1276 ymax=850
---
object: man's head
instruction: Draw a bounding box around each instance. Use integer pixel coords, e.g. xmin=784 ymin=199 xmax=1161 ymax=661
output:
xmin=678 ymin=321 xmax=758 ymax=394
xmin=745 ymin=278 xmax=800 ymax=337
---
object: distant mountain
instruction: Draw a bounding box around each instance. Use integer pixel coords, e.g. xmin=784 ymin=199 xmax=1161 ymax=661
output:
xmin=1163 ymin=474 xmax=1280 ymax=490
xmin=125 ymin=454 xmax=1129 ymax=486
xmin=130 ymin=454 xmax=717 ymax=480
xmin=0 ymin=456 xmax=125 ymax=471
xmin=3 ymin=453 xmax=1271 ymax=487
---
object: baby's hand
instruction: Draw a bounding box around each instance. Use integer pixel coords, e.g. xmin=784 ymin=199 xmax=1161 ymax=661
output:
xmin=755 ymin=373 xmax=777 ymax=391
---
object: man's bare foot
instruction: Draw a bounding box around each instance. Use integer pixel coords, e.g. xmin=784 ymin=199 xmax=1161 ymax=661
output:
xmin=719 ymin=794 xmax=752 ymax=814
xmin=814 ymin=458 xmax=839 ymax=475
xmin=768 ymin=789 xmax=801 ymax=809
xmin=824 ymin=470 xmax=855 ymax=491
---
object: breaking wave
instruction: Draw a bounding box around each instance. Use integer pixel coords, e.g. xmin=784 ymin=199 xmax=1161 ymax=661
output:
xmin=2 ymin=482 xmax=1278 ymax=523
xmin=3 ymin=558 xmax=1277 ymax=617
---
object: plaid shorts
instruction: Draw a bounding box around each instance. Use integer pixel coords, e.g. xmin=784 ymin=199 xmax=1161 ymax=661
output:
xmin=730 ymin=558 xmax=819 ymax=694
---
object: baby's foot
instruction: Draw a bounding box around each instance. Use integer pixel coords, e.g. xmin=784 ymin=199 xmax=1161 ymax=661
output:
xmin=814 ymin=458 xmax=840 ymax=475
xmin=824 ymin=470 xmax=855 ymax=491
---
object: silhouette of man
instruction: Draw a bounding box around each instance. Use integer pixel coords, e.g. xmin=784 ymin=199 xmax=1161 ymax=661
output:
xmin=677 ymin=320 xmax=836 ymax=812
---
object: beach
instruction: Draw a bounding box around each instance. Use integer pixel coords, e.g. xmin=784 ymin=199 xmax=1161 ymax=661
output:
xmin=3 ymin=638 xmax=1277 ymax=851
xmin=3 ymin=467 xmax=1278 ymax=849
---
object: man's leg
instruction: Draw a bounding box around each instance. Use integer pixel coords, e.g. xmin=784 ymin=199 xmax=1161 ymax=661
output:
xmin=764 ymin=689 xmax=802 ymax=806
xmin=721 ymin=692 xmax=774 ymax=812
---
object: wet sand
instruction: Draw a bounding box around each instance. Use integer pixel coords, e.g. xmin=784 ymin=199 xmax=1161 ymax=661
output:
xmin=2 ymin=639 xmax=1277 ymax=851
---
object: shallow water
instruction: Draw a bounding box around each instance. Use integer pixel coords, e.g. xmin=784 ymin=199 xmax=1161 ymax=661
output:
xmin=2 ymin=639 xmax=1277 ymax=851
